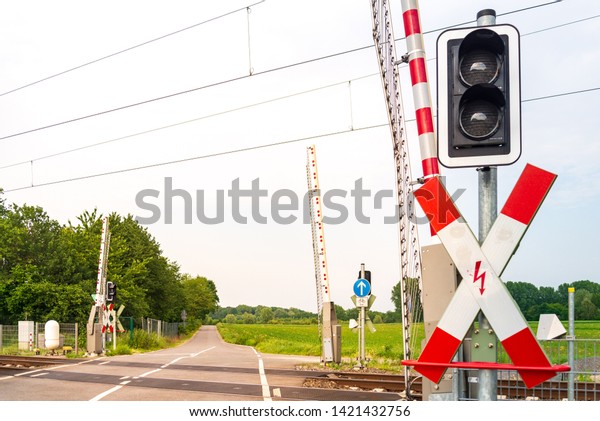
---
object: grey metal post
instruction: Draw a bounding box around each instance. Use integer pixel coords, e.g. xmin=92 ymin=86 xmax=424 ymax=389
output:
xmin=475 ymin=9 xmax=499 ymax=402
xmin=568 ymin=287 xmax=575 ymax=400
xmin=359 ymin=264 xmax=366 ymax=366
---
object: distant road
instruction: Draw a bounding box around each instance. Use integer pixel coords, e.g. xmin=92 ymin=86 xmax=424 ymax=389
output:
xmin=0 ymin=325 xmax=400 ymax=401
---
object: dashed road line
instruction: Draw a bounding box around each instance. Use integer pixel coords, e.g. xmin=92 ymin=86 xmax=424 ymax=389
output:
xmin=30 ymin=372 xmax=49 ymax=378
xmin=89 ymin=346 xmax=215 ymax=401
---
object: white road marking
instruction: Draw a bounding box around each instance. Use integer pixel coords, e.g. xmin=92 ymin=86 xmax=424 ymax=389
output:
xmin=252 ymin=348 xmax=272 ymax=401
xmin=14 ymin=369 xmax=43 ymax=377
xmin=138 ymin=368 xmax=161 ymax=378
xmin=89 ymin=380 xmax=131 ymax=402
xmin=88 ymin=346 xmax=215 ymax=401
xmin=30 ymin=372 xmax=48 ymax=378
xmin=99 ymin=361 xmax=110 ymax=365
xmin=190 ymin=347 xmax=215 ymax=358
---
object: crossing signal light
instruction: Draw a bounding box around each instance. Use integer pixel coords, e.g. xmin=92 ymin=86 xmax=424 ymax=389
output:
xmin=437 ymin=24 xmax=521 ymax=168
xmin=106 ymin=282 xmax=117 ymax=302
xmin=358 ymin=270 xmax=372 ymax=291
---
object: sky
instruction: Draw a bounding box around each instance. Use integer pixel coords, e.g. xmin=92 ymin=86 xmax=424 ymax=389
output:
xmin=0 ymin=0 xmax=599 ymax=315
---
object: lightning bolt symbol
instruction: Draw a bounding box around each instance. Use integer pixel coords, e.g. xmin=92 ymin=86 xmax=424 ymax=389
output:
xmin=473 ymin=260 xmax=486 ymax=295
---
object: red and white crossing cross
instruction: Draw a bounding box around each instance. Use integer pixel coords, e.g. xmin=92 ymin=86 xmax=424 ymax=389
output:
xmin=412 ymin=164 xmax=560 ymax=388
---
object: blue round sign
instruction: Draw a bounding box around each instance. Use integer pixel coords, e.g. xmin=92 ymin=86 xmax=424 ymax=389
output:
xmin=353 ymin=278 xmax=371 ymax=297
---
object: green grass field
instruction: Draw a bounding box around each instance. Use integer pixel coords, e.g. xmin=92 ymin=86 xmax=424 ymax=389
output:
xmin=217 ymin=322 xmax=420 ymax=366
xmin=217 ymin=321 xmax=600 ymax=369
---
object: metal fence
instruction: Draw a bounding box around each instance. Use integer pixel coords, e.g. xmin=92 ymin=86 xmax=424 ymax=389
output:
xmin=0 ymin=322 xmax=78 ymax=354
xmin=139 ymin=318 xmax=180 ymax=338
xmin=451 ymin=338 xmax=600 ymax=401
xmin=0 ymin=324 xmax=18 ymax=350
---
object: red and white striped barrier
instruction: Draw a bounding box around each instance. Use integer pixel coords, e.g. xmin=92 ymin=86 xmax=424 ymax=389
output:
xmin=95 ymin=217 xmax=109 ymax=307
xmin=412 ymin=164 xmax=560 ymax=388
xmin=401 ymin=0 xmax=439 ymax=178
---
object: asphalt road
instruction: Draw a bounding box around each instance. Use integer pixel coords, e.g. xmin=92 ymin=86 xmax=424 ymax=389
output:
xmin=0 ymin=325 xmax=401 ymax=401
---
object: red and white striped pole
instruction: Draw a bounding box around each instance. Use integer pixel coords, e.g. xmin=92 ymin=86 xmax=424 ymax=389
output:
xmin=401 ymin=0 xmax=440 ymax=179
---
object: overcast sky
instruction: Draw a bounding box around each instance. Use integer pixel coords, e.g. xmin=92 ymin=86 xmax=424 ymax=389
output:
xmin=1 ymin=0 xmax=599 ymax=314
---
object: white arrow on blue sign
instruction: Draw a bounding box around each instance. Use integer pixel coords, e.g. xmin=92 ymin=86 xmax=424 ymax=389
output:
xmin=353 ymin=278 xmax=371 ymax=297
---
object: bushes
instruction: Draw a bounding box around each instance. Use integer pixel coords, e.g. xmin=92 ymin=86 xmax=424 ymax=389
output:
xmin=179 ymin=318 xmax=202 ymax=335
xmin=106 ymin=341 xmax=132 ymax=356
xmin=129 ymin=329 xmax=167 ymax=350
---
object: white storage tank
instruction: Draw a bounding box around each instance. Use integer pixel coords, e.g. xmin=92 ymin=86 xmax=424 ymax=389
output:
xmin=44 ymin=320 xmax=60 ymax=350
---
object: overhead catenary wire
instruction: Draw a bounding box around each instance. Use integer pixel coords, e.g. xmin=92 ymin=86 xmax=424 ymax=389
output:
xmin=0 ymin=0 xmax=559 ymax=102
xmin=0 ymin=0 xmax=567 ymax=144
xmin=3 ymin=124 xmax=389 ymax=193
xmin=1 ymin=1 xmax=596 ymax=190
xmin=2 ymin=82 xmax=598 ymax=193
xmin=0 ymin=77 xmax=373 ymax=170
xmin=0 ymin=76 xmax=595 ymax=172
xmin=0 ymin=1 xmax=266 ymax=99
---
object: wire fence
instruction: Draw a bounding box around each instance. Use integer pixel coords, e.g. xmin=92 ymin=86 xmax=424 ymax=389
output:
xmin=0 ymin=322 xmax=78 ymax=354
xmin=447 ymin=338 xmax=600 ymax=401
xmin=497 ymin=338 xmax=599 ymax=401
xmin=139 ymin=318 xmax=180 ymax=338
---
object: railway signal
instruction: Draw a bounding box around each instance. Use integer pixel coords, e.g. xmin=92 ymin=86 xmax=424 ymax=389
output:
xmin=106 ymin=281 xmax=117 ymax=302
xmin=437 ymin=19 xmax=521 ymax=168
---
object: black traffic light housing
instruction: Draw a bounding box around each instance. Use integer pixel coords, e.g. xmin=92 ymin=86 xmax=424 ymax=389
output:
xmin=358 ymin=270 xmax=372 ymax=290
xmin=106 ymin=281 xmax=117 ymax=302
xmin=437 ymin=24 xmax=521 ymax=168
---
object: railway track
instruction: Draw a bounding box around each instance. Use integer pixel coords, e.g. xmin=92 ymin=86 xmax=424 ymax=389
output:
xmin=0 ymin=355 xmax=80 ymax=369
xmin=303 ymin=371 xmax=600 ymax=401
xmin=2 ymin=355 xmax=598 ymax=401
xmin=303 ymin=371 xmax=420 ymax=400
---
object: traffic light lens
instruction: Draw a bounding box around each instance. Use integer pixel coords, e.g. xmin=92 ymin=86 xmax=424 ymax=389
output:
xmin=459 ymin=49 xmax=500 ymax=86
xmin=459 ymin=99 xmax=501 ymax=139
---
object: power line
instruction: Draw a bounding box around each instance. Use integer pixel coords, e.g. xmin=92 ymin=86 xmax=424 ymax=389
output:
xmin=523 ymin=86 xmax=600 ymax=102
xmin=0 ymin=0 xmax=559 ymax=103
xmin=0 ymin=6 xmax=595 ymax=173
xmin=0 ymin=77 xmax=370 ymax=170
xmin=3 ymin=124 xmax=388 ymax=193
xmin=417 ymin=0 xmax=563 ymax=35
xmin=0 ymin=1 xmax=266 ymax=99
xmin=1 ymin=70 xmax=596 ymax=173
xmin=0 ymin=1 xmax=565 ymax=144
xmin=3 ymin=81 xmax=598 ymax=192
xmin=522 ymin=13 xmax=600 ymax=36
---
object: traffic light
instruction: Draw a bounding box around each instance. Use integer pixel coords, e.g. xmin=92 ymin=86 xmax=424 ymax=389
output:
xmin=357 ymin=270 xmax=372 ymax=291
xmin=106 ymin=282 xmax=117 ymax=302
xmin=437 ymin=24 xmax=521 ymax=168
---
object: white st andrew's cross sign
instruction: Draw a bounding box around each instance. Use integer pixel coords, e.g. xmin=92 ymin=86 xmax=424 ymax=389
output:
xmin=405 ymin=164 xmax=569 ymax=388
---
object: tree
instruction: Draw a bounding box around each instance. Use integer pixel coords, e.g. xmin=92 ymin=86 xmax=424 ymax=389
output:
xmin=526 ymin=302 xmax=567 ymax=321
xmin=575 ymin=289 xmax=599 ymax=320
xmin=241 ymin=312 xmax=256 ymax=324
xmin=505 ymin=281 xmax=541 ymax=313
xmin=258 ymin=307 xmax=274 ymax=324
xmin=391 ymin=278 xmax=422 ymax=322
xmin=334 ymin=304 xmax=348 ymax=321
xmin=181 ymin=275 xmax=220 ymax=321
xmin=0 ymin=203 xmax=215 ymax=326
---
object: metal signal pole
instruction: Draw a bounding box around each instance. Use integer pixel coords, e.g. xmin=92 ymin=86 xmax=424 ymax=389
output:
xmin=476 ymin=8 xmax=499 ymax=403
